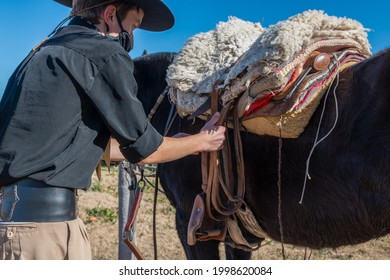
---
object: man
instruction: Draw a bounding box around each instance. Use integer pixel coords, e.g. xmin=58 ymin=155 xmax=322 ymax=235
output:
xmin=0 ymin=0 xmax=225 ymax=260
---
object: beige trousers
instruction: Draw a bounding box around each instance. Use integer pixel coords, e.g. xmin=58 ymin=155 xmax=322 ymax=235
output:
xmin=0 ymin=218 xmax=91 ymax=260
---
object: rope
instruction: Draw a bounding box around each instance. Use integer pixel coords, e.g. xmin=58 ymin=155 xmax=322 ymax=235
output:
xmin=153 ymin=173 xmax=159 ymax=260
xmin=149 ymin=87 xmax=177 ymax=260
xmin=32 ymin=16 xmax=73 ymax=52
xmin=299 ymin=56 xmax=341 ymax=204
xmin=277 ymin=116 xmax=286 ymax=260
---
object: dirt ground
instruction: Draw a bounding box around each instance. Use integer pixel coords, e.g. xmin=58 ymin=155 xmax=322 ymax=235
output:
xmin=78 ymin=166 xmax=390 ymax=260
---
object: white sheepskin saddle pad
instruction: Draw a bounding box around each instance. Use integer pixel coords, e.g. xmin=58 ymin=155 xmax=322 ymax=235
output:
xmin=167 ymin=16 xmax=264 ymax=116
xmin=166 ymin=10 xmax=371 ymax=126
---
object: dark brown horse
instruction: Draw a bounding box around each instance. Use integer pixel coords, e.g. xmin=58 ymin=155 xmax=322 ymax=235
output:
xmin=133 ymin=49 xmax=390 ymax=259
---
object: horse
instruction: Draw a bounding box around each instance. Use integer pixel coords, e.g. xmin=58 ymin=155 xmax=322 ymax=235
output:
xmin=132 ymin=49 xmax=390 ymax=260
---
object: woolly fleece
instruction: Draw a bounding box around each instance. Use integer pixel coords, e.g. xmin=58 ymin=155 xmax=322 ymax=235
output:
xmin=167 ymin=10 xmax=371 ymax=117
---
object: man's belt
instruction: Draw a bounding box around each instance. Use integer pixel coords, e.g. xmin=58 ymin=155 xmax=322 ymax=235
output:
xmin=0 ymin=179 xmax=77 ymax=223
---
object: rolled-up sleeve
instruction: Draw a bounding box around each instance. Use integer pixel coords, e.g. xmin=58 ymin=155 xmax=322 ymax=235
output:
xmin=86 ymin=52 xmax=163 ymax=163
xmin=120 ymin=121 xmax=162 ymax=163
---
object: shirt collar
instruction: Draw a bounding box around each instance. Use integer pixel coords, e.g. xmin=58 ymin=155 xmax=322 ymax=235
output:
xmin=68 ymin=16 xmax=99 ymax=31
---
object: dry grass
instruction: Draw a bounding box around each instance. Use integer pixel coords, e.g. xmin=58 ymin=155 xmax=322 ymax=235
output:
xmin=78 ymin=166 xmax=390 ymax=260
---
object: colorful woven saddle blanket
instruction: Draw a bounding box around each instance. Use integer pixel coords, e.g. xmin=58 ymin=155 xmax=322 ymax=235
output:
xmin=166 ymin=10 xmax=371 ymax=138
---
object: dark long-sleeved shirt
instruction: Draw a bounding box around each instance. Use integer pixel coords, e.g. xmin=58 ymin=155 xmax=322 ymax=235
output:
xmin=0 ymin=17 xmax=163 ymax=189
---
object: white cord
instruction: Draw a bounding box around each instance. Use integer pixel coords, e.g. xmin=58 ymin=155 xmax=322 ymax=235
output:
xmin=299 ymin=58 xmax=341 ymax=204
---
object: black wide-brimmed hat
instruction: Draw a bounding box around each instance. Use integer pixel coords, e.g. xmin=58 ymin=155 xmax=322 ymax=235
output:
xmin=54 ymin=0 xmax=174 ymax=31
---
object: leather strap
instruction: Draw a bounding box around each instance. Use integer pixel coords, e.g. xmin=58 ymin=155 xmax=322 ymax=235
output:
xmin=187 ymin=194 xmax=206 ymax=245
xmin=0 ymin=179 xmax=76 ymax=223
xmin=123 ymin=238 xmax=144 ymax=260
xmin=123 ymin=182 xmax=145 ymax=260
xmin=206 ymin=102 xmax=244 ymax=221
xmin=188 ymin=80 xmax=247 ymax=244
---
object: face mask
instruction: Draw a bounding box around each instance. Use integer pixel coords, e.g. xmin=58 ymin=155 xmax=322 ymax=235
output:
xmin=117 ymin=29 xmax=134 ymax=53
xmin=106 ymin=13 xmax=134 ymax=53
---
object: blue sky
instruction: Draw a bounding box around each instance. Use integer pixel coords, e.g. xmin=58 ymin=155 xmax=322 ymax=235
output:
xmin=1 ymin=0 xmax=389 ymax=97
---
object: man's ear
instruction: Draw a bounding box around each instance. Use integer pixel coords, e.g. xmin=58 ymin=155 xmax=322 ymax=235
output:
xmin=102 ymin=5 xmax=117 ymax=25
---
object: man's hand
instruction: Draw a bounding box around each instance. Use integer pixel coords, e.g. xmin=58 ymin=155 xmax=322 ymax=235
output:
xmin=137 ymin=112 xmax=227 ymax=165
xmin=201 ymin=112 xmax=222 ymax=131
xmin=199 ymin=112 xmax=226 ymax=152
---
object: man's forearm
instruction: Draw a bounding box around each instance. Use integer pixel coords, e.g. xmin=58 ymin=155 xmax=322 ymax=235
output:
xmin=138 ymin=135 xmax=204 ymax=164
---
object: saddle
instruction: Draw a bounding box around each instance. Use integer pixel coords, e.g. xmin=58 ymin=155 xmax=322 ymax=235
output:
xmin=190 ymin=39 xmax=369 ymax=136
xmin=238 ymin=39 xmax=369 ymax=138
xmin=186 ymin=39 xmax=369 ymax=250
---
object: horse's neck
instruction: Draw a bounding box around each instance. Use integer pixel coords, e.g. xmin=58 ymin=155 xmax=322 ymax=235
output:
xmin=352 ymin=49 xmax=390 ymax=107
xmin=134 ymin=52 xmax=176 ymax=132
xmin=323 ymin=48 xmax=390 ymax=144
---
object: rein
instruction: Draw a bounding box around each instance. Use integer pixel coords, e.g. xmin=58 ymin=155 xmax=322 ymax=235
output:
xmin=123 ymin=165 xmax=146 ymax=260
xmin=123 ymin=86 xmax=175 ymax=260
xmin=203 ymin=97 xmax=245 ymax=222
